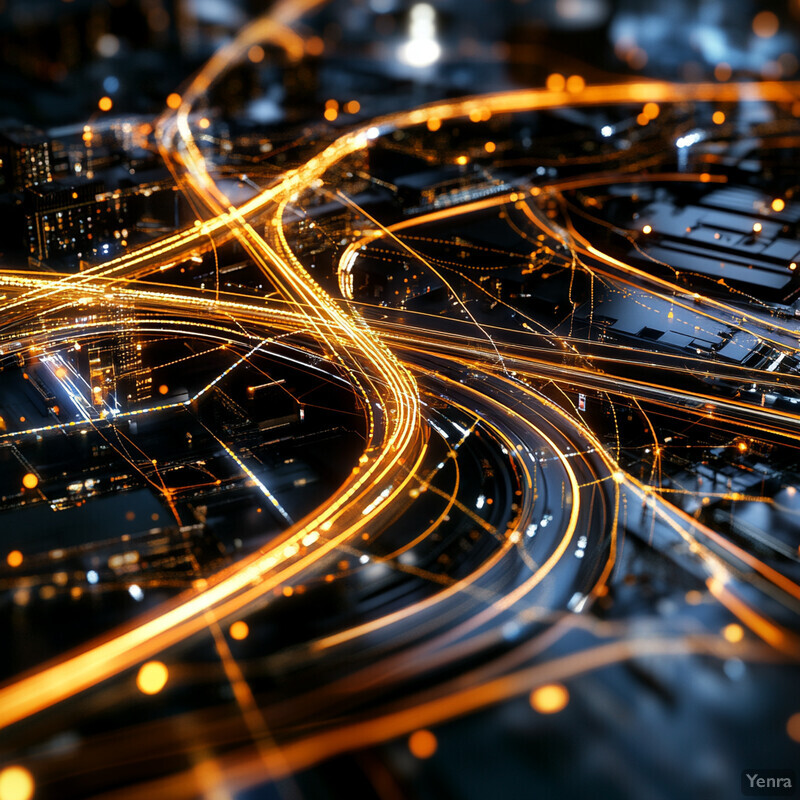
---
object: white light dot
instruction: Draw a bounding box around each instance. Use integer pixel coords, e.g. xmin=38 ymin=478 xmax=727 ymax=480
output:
xmin=128 ymin=584 xmax=144 ymax=601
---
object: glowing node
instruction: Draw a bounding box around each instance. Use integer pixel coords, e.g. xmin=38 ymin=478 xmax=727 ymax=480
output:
xmin=753 ymin=10 xmax=779 ymax=38
xmin=712 ymin=110 xmax=725 ymax=125
xmin=98 ymin=96 xmax=113 ymax=112
xmin=565 ymin=74 xmax=585 ymax=93
xmin=408 ymin=729 xmax=437 ymax=759
xmin=158 ymin=384 xmax=168 ymax=395
xmin=6 ymin=551 xmax=23 ymax=568
xmin=723 ymin=623 xmax=744 ymax=643
xmin=530 ymin=683 xmax=569 ymax=714
xmin=229 ymin=621 xmax=249 ymax=640
xmin=772 ymin=198 xmax=786 ymax=212
xmin=787 ymin=712 xmax=800 ymax=743
xmin=166 ymin=93 xmax=181 ymax=110
xmin=306 ymin=36 xmax=324 ymax=56
xmin=0 ymin=766 xmax=34 ymax=800
xmin=136 ymin=661 xmax=168 ymax=695
xmin=22 ymin=473 xmax=38 ymax=490
xmin=714 ymin=62 xmax=732 ymax=82
xmin=685 ymin=589 xmax=703 ymax=605
xmin=546 ymin=73 xmax=566 ymax=92
xmin=642 ymin=224 xmax=652 ymax=235
xmin=642 ymin=102 xmax=659 ymax=119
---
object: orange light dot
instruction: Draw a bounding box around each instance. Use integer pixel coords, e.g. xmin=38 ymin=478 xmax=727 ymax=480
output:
xmin=282 ymin=586 xmax=294 ymax=597
xmin=787 ymin=712 xmax=800 ymax=743
xmin=55 ymin=366 xmax=67 ymax=379
xmin=166 ymin=93 xmax=182 ymax=110
xmin=198 ymin=117 xmax=210 ymax=130
xmin=685 ymin=589 xmax=703 ymax=605
xmin=737 ymin=441 xmax=748 ymax=453
xmin=712 ymin=110 xmax=725 ymax=125
xmin=426 ymin=117 xmax=441 ymax=132
xmin=247 ymin=45 xmax=264 ymax=63
xmin=158 ymin=384 xmax=168 ymax=395
xmin=229 ymin=621 xmax=249 ymax=640
xmin=344 ymin=100 xmax=360 ymax=114
xmin=753 ymin=10 xmax=779 ymax=38
xmin=636 ymin=112 xmax=649 ymax=126
xmin=98 ymin=96 xmax=113 ymax=112
xmin=753 ymin=222 xmax=763 ymax=233
xmin=455 ymin=155 xmax=468 ymax=165
xmin=772 ymin=198 xmax=786 ymax=212
xmin=699 ymin=172 xmax=711 ymax=183
xmin=306 ymin=36 xmax=324 ymax=56
xmin=723 ymin=623 xmax=744 ymax=643
xmin=642 ymin=224 xmax=652 ymax=234
xmin=468 ymin=108 xmax=482 ymax=123
xmin=714 ymin=62 xmax=732 ymax=82
xmin=627 ymin=47 xmax=648 ymax=69
xmin=790 ymin=262 xmax=797 ymax=271
xmin=22 ymin=473 xmax=38 ymax=490
xmin=323 ymin=107 xmax=338 ymax=122
xmin=136 ymin=661 xmax=168 ymax=694
xmin=0 ymin=766 xmax=34 ymax=800
xmin=643 ymin=102 xmax=659 ymax=119
xmin=484 ymin=141 xmax=496 ymax=153
xmin=6 ymin=551 xmax=23 ymax=568
xmin=324 ymin=98 xmax=338 ymax=110
xmin=530 ymin=683 xmax=569 ymax=714
xmin=408 ymin=729 xmax=437 ymax=759
xmin=546 ymin=73 xmax=566 ymax=92
xmin=565 ymin=74 xmax=585 ymax=93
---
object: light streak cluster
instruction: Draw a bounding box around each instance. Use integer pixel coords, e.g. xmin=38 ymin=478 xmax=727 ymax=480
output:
xmin=0 ymin=2 xmax=799 ymax=798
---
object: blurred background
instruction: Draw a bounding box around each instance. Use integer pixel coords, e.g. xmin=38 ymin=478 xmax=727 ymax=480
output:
xmin=1 ymin=0 xmax=799 ymax=126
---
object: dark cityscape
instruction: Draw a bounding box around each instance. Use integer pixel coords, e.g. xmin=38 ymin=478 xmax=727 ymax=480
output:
xmin=0 ymin=1 xmax=799 ymax=798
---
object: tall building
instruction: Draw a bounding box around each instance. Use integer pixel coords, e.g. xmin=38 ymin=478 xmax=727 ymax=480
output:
xmin=0 ymin=124 xmax=53 ymax=193
xmin=113 ymin=303 xmax=151 ymax=409
xmin=24 ymin=177 xmax=130 ymax=263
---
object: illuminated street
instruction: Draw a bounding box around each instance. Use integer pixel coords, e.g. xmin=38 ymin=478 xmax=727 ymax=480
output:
xmin=0 ymin=1 xmax=799 ymax=798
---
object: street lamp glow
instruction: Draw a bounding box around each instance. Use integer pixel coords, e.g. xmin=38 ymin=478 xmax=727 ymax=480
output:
xmin=399 ymin=3 xmax=441 ymax=68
